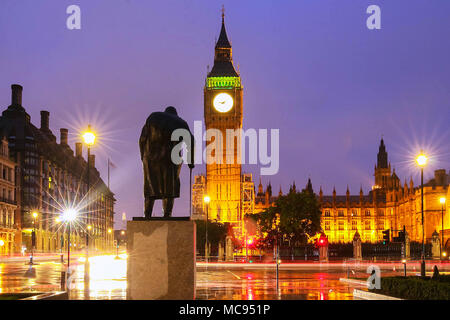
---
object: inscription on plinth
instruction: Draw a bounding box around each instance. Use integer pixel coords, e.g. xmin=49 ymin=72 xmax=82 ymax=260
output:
xmin=127 ymin=219 xmax=196 ymax=300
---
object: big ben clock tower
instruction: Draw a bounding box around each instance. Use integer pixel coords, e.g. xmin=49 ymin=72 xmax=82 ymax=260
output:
xmin=204 ymin=11 xmax=244 ymax=230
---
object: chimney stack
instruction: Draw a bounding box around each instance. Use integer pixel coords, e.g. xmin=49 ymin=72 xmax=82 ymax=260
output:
xmin=75 ymin=142 xmax=82 ymax=158
xmin=89 ymin=154 xmax=95 ymax=168
xmin=11 ymin=84 xmax=23 ymax=106
xmin=60 ymin=128 xmax=68 ymax=145
xmin=40 ymin=111 xmax=49 ymax=130
xmin=434 ymin=169 xmax=447 ymax=186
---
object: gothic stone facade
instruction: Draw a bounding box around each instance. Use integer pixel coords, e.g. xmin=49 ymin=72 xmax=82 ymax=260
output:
xmin=255 ymin=139 xmax=450 ymax=245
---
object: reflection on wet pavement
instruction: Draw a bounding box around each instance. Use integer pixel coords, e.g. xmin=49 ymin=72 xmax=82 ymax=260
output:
xmin=196 ymin=268 xmax=355 ymax=300
xmin=2 ymin=256 xmax=442 ymax=300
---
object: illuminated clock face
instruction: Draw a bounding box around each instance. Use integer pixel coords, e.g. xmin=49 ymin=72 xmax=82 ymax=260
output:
xmin=213 ymin=93 xmax=234 ymax=113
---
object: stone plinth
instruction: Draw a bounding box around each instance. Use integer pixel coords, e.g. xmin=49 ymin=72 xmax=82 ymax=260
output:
xmin=127 ymin=219 xmax=196 ymax=300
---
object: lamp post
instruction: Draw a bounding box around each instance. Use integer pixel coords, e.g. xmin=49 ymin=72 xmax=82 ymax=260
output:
xmin=440 ymin=197 xmax=446 ymax=260
xmin=203 ymin=195 xmax=210 ymax=263
xmin=83 ymin=125 xmax=95 ymax=253
xmin=416 ymin=152 xmax=427 ymax=277
xmin=30 ymin=211 xmax=38 ymax=265
xmin=55 ymin=217 xmax=64 ymax=262
xmin=62 ymin=208 xmax=77 ymax=270
xmin=86 ymin=224 xmax=91 ymax=257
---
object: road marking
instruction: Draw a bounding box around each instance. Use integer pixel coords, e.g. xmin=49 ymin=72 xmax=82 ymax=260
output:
xmin=227 ymin=270 xmax=241 ymax=280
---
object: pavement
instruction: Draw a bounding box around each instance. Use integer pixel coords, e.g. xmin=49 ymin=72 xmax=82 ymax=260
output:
xmin=0 ymin=255 xmax=448 ymax=300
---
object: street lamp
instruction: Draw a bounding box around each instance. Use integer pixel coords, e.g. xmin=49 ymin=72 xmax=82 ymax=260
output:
xmin=83 ymin=125 xmax=95 ymax=252
xmin=203 ymin=195 xmax=210 ymax=263
xmin=30 ymin=211 xmax=38 ymax=265
xmin=86 ymin=224 xmax=92 ymax=256
xmin=440 ymin=197 xmax=446 ymax=260
xmin=61 ymin=208 xmax=78 ymax=270
xmin=416 ymin=152 xmax=427 ymax=277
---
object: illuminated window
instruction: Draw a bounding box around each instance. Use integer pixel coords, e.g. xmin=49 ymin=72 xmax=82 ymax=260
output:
xmin=351 ymin=209 xmax=357 ymax=216
xmin=338 ymin=210 xmax=344 ymax=217
xmin=365 ymin=210 xmax=371 ymax=216
xmin=324 ymin=210 xmax=330 ymax=217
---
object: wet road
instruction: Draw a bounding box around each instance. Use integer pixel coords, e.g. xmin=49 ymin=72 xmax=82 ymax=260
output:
xmin=0 ymin=255 xmax=448 ymax=300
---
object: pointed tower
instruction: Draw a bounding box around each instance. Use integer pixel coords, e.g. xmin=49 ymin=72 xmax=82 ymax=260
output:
xmin=278 ymin=185 xmax=283 ymax=197
xmin=204 ymin=8 xmax=243 ymax=227
xmin=374 ymin=138 xmax=391 ymax=189
xmin=304 ymin=178 xmax=314 ymax=194
xmin=332 ymin=186 xmax=336 ymax=204
xmin=257 ymin=178 xmax=264 ymax=196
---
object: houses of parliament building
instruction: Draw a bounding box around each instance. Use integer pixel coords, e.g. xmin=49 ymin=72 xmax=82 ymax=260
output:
xmin=255 ymin=139 xmax=449 ymax=245
xmin=191 ymin=13 xmax=449 ymax=246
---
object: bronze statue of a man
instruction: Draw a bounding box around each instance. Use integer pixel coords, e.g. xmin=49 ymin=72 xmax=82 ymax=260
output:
xmin=139 ymin=106 xmax=195 ymax=218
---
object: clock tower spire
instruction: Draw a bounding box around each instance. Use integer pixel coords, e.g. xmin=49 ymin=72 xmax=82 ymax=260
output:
xmin=202 ymin=10 xmax=246 ymax=235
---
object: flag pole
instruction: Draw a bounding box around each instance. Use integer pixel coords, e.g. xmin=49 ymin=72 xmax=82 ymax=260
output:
xmin=189 ymin=167 xmax=192 ymax=218
xmin=107 ymin=158 xmax=110 ymax=189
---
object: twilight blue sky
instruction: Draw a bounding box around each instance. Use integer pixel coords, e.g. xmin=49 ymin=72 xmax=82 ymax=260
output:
xmin=1 ymin=1 xmax=449 ymax=227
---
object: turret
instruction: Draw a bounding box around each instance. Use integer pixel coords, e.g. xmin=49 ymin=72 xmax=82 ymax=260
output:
xmin=332 ymin=186 xmax=336 ymax=204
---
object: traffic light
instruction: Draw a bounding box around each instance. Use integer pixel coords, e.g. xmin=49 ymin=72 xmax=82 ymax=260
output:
xmin=382 ymin=229 xmax=390 ymax=244
xmin=393 ymin=231 xmax=405 ymax=243
xmin=316 ymin=234 xmax=328 ymax=247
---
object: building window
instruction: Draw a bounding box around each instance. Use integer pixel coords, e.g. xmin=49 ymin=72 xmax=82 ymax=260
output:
xmin=352 ymin=221 xmax=357 ymax=230
xmin=324 ymin=221 xmax=330 ymax=230
xmin=338 ymin=210 xmax=344 ymax=217
xmin=324 ymin=210 xmax=330 ymax=217
xmin=338 ymin=221 xmax=344 ymax=230
xmin=351 ymin=209 xmax=357 ymax=216
xmin=365 ymin=221 xmax=371 ymax=230
xmin=365 ymin=210 xmax=371 ymax=216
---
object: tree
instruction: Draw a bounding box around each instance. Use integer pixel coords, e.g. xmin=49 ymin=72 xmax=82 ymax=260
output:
xmin=195 ymin=220 xmax=229 ymax=255
xmin=247 ymin=189 xmax=322 ymax=254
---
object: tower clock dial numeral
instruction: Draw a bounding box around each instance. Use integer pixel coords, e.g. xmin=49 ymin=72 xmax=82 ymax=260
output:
xmin=213 ymin=92 xmax=233 ymax=113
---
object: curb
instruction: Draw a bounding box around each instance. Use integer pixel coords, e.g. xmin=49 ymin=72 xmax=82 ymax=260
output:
xmin=353 ymin=289 xmax=402 ymax=300
xmin=339 ymin=278 xmax=367 ymax=286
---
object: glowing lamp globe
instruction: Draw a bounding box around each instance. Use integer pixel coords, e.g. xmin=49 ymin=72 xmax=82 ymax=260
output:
xmin=416 ymin=154 xmax=427 ymax=167
xmin=83 ymin=127 xmax=96 ymax=146
xmin=203 ymin=195 xmax=211 ymax=204
xmin=440 ymin=197 xmax=446 ymax=205
xmin=62 ymin=209 xmax=77 ymax=222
